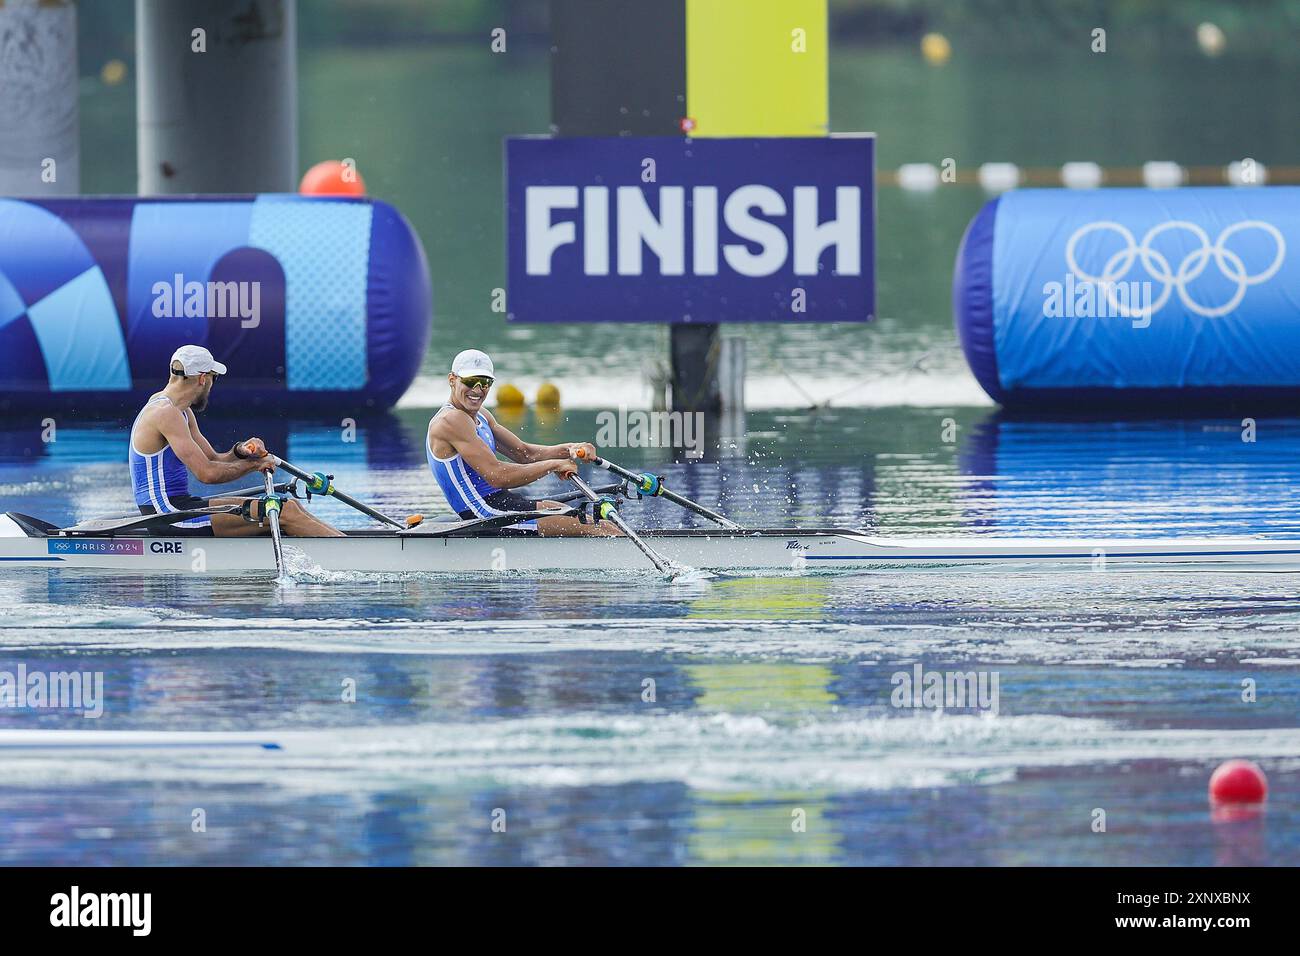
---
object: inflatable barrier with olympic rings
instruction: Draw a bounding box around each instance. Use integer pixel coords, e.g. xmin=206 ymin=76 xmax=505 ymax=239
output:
xmin=955 ymin=187 xmax=1300 ymax=411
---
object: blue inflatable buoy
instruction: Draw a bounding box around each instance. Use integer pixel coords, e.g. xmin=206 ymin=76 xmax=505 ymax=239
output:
xmin=0 ymin=195 xmax=432 ymax=412
xmin=954 ymin=187 xmax=1299 ymax=411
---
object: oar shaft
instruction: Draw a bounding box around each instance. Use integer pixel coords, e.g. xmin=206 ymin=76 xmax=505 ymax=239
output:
xmin=211 ymin=481 xmax=293 ymax=502
xmin=568 ymin=474 xmax=671 ymax=575
xmin=274 ymin=457 xmax=405 ymax=530
xmin=654 ymin=487 xmax=737 ymax=529
xmin=263 ymin=471 xmax=285 ymax=576
xmin=576 ymin=453 xmax=740 ymax=529
xmin=549 ymin=482 xmax=624 ymax=505
xmin=581 ymin=453 xmax=639 ymax=484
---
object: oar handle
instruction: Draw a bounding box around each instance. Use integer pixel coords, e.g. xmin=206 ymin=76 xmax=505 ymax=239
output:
xmin=572 ymin=448 xmax=630 ymax=476
xmin=573 ymin=448 xmax=650 ymax=486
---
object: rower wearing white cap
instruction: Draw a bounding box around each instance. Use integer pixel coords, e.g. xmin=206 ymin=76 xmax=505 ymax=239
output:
xmin=127 ymin=345 xmax=343 ymax=537
xmin=427 ymin=349 xmax=618 ymax=536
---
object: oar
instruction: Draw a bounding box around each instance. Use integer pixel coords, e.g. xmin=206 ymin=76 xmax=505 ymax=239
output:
xmin=207 ymin=481 xmax=293 ymax=502
xmin=262 ymin=470 xmax=286 ymax=577
xmin=549 ymin=482 xmax=625 ymax=504
xmin=573 ymin=449 xmax=740 ymax=529
xmin=272 ymin=457 xmax=408 ymax=530
xmin=568 ymin=473 xmax=675 ymax=576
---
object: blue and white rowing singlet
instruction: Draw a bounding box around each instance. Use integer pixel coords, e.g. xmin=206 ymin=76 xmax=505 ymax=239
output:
xmin=427 ymin=405 xmax=506 ymax=516
xmin=129 ymin=395 xmax=211 ymax=529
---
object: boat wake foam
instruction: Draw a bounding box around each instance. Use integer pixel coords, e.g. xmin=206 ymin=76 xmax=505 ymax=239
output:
xmin=0 ymin=714 xmax=1296 ymax=795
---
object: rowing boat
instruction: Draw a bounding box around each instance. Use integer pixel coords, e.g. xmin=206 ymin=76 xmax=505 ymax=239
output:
xmin=6 ymin=452 xmax=1300 ymax=575
xmin=5 ymin=510 xmax=1300 ymax=574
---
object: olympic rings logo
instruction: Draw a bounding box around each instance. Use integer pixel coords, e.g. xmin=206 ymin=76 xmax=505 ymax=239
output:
xmin=1064 ymin=220 xmax=1286 ymax=319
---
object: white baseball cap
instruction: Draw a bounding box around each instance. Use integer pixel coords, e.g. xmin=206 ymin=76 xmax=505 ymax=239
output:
xmin=170 ymin=345 xmax=227 ymax=376
xmin=451 ymin=349 xmax=494 ymax=379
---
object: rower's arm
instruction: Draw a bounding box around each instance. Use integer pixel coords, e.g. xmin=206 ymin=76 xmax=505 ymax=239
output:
xmin=155 ymin=407 xmax=261 ymax=485
xmin=486 ymin=411 xmax=589 ymax=464
xmin=189 ymin=415 xmax=262 ymax=464
xmin=188 ymin=414 xmax=226 ymax=461
xmin=432 ymin=414 xmax=569 ymax=490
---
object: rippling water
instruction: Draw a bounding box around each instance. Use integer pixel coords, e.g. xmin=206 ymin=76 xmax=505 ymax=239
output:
xmin=1 ymin=408 xmax=1297 ymax=865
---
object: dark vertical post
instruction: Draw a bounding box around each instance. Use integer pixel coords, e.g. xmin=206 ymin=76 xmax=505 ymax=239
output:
xmin=550 ymin=0 xmax=685 ymax=138
xmin=549 ymin=0 xmax=718 ymax=422
xmin=670 ymin=324 xmax=720 ymax=414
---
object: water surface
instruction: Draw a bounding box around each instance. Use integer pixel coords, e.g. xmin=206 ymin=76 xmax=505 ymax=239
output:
xmin=1 ymin=409 xmax=1296 ymax=865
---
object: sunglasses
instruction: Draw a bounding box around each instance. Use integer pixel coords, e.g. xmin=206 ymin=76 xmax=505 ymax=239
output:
xmin=172 ymin=366 xmax=219 ymax=382
xmin=459 ymin=376 xmax=494 ymax=391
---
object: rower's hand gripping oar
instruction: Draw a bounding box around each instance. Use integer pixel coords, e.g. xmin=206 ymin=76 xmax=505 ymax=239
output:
xmin=572 ymin=449 xmax=740 ymax=530
xmin=271 ymin=457 xmax=415 ymax=530
xmin=567 ymin=472 xmax=676 ymax=577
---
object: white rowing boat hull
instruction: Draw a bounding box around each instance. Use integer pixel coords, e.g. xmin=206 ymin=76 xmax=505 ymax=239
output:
xmin=5 ymin=518 xmax=1300 ymax=573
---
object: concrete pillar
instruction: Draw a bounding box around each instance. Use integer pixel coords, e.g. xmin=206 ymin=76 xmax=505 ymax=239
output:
xmin=0 ymin=0 xmax=79 ymax=196
xmin=669 ymin=323 xmax=722 ymax=463
xmin=717 ymin=335 xmax=746 ymax=457
xmin=136 ymin=0 xmax=298 ymax=194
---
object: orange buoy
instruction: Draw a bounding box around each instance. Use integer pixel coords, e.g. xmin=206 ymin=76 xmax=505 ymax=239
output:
xmin=299 ymin=160 xmax=367 ymax=196
xmin=1209 ymin=759 xmax=1267 ymax=805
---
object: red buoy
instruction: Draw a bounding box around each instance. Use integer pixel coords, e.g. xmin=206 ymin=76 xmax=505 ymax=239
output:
xmin=299 ymin=160 xmax=367 ymax=196
xmin=1209 ymin=759 xmax=1268 ymax=805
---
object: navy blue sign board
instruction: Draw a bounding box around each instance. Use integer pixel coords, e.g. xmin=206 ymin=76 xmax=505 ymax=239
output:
xmin=505 ymin=135 xmax=875 ymax=323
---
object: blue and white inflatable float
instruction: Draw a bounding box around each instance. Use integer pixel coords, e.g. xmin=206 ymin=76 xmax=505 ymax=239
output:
xmin=954 ymin=187 xmax=1299 ymax=411
xmin=0 ymin=195 xmax=431 ymax=412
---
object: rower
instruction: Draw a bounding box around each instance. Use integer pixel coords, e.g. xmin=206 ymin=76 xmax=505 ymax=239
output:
xmin=128 ymin=345 xmax=344 ymax=538
xmin=426 ymin=349 xmax=619 ymax=537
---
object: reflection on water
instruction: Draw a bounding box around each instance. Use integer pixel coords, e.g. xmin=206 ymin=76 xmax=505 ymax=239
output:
xmin=2 ymin=407 xmax=1299 ymax=864
xmin=0 ymin=649 xmax=1297 ymax=865
xmin=685 ymin=578 xmax=833 ymax=621
xmin=7 ymin=408 xmax=1300 ymax=536
xmin=961 ymin=415 xmax=1300 ymax=536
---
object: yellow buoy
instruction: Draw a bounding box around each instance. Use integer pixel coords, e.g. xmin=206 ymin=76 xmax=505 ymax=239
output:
xmin=536 ymin=382 xmax=561 ymax=409
xmin=101 ymin=59 xmax=128 ymax=86
xmin=920 ymin=32 xmax=951 ymax=66
xmin=496 ymin=383 xmax=526 ymax=408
